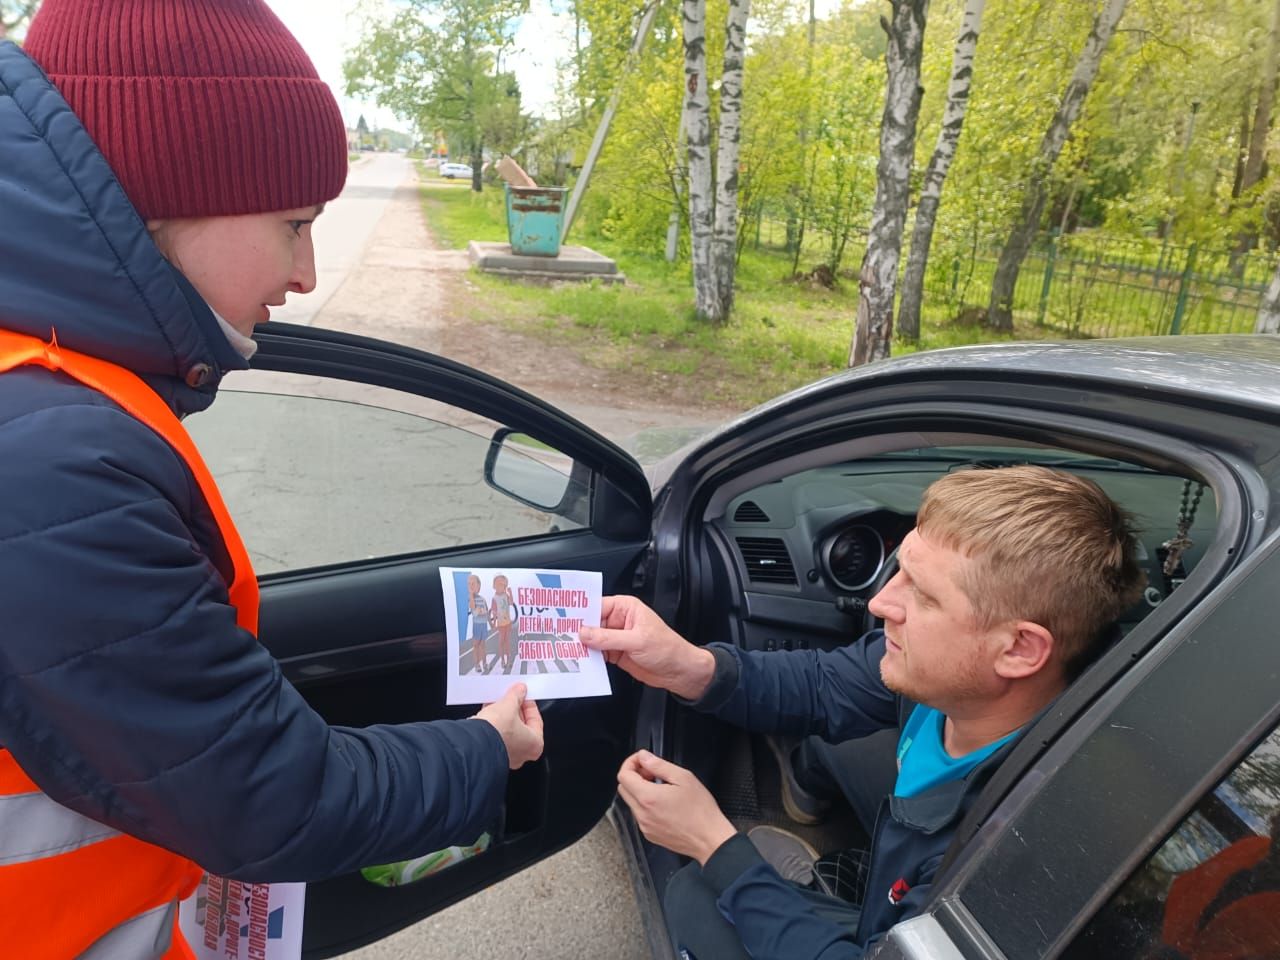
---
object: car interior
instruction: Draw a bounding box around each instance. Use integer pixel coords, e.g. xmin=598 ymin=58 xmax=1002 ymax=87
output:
xmin=660 ymin=429 xmax=1219 ymax=904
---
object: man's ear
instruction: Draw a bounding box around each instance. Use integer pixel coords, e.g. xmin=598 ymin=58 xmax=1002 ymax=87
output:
xmin=995 ymin=621 xmax=1054 ymax=680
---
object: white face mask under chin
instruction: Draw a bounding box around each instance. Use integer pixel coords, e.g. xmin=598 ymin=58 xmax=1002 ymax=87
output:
xmin=213 ymin=311 xmax=258 ymax=360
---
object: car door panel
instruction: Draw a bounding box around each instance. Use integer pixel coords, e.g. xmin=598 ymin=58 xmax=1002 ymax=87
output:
xmin=263 ymin=536 xmax=641 ymax=959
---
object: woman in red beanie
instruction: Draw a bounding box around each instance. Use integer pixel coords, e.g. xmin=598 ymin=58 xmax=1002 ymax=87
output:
xmin=0 ymin=2 xmax=541 ymax=956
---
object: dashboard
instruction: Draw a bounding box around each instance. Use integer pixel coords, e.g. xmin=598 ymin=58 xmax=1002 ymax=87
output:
xmin=707 ymin=450 xmax=1218 ymax=654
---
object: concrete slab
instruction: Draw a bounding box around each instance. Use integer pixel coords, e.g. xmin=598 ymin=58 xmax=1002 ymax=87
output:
xmin=468 ymin=240 xmax=625 ymax=284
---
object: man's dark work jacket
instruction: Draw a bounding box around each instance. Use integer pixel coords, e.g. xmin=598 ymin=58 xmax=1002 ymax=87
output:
xmin=0 ymin=41 xmax=507 ymax=881
xmin=689 ymin=633 xmax=1021 ymax=959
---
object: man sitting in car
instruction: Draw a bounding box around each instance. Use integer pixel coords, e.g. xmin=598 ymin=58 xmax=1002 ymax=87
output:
xmin=580 ymin=465 xmax=1146 ymax=959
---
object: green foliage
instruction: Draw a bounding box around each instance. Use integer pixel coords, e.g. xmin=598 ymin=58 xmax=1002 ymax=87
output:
xmin=416 ymin=165 xmax=508 ymax=247
xmin=912 ymin=0 xmax=1280 ymax=257
xmin=798 ymin=43 xmax=883 ymax=273
xmin=1 ymin=0 xmax=38 ymax=37
xmin=567 ymin=0 xmax=690 ymax=250
xmin=376 ymin=128 xmax=414 ymax=151
xmin=344 ymin=0 xmax=529 ymax=176
xmin=359 ymin=0 xmax=1280 ymax=374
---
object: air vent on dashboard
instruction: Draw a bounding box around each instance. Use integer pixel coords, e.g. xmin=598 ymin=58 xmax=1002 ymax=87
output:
xmin=736 ymin=537 xmax=797 ymax=585
xmin=734 ymin=501 xmax=771 ymax=522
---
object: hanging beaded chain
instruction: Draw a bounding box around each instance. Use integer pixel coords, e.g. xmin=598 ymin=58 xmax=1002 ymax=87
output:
xmin=1161 ymin=479 xmax=1207 ymax=577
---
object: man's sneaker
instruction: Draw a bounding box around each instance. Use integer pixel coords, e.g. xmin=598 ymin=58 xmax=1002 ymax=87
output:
xmin=765 ymin=735 xmax=831 ymax=825
xmin=747 ymin=825 xmax=820 ymax=886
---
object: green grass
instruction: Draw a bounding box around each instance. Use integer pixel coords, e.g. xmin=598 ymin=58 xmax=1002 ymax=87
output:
xmin=419 ymin=174 xmax=1035 ymax=407
xmin=418 ymin=165 xmax=507 ymax=249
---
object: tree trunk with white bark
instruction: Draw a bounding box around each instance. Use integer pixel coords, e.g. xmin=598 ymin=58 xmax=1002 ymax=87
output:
xmin=849 ymin=0 xmax=930 ymax=367
xmin=898 ymin=0 xmax=985 ymax=342
xmin=987 ymin=0 xmax=1128 ymax=331
xmin=682 ymin=0 xmax=717 ymax=322
xmin=711 ymin=0 xmax=750 ymax=320
xmin=1257 ymin=262 xmax=1280 ymax=333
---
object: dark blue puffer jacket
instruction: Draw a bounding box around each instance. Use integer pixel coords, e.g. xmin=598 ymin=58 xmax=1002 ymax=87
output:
xmin=688 ymin=633 xmax=1021 ymax=959
xmin=0 ymin=41 xmax=507 ymax=881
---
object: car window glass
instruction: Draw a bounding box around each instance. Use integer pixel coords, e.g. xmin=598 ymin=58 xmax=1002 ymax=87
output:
xmin=186 ymin=370 xmax=587 ymax=574
xmin=1063 ymin=720 xmax=1280 ymax=959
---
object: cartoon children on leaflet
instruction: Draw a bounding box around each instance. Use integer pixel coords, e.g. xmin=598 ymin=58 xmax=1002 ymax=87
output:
xmin=466 ymin=574 xmax=489 ymax=675
xmin=490 ymin=574 xmax=518 ymax=672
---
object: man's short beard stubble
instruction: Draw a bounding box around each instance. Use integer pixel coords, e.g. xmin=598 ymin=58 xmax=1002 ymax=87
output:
xmin=878 ymin=646 xmax=989 ymax=711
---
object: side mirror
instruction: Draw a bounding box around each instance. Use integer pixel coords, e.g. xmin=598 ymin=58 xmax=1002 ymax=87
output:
xmin=484 ymin=428 xmax=579 ymax=516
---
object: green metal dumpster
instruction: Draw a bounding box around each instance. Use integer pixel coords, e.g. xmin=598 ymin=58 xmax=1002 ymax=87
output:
xmin=504 ymin=185 xmax=567 ymax=257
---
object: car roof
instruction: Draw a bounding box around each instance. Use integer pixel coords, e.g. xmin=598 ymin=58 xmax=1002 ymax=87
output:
xmin=842 ymin=334 xmax=1279 ymax=403
xmin=757 ymin=334 xmax=1280 ymax=422
xmin=649 ymin=335 xmax=1280 ymax=484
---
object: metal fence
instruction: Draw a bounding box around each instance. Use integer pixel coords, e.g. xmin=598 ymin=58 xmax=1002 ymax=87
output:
xmin=753 ymin=215 xmax=1277 ymax=338
xmin=942 ymin=234 xmax=1275 ymax=338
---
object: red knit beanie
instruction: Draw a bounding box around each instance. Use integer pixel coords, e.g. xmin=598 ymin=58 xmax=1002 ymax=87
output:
xmin=24 ymin=0 xmax=348 ymax=220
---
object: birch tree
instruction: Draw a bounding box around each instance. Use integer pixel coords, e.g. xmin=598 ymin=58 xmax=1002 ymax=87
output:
xmin=682 ymin=0 xmax=717 ymax=321
xmin=986 ymin=0 xmax=1128 ymax=331
xmin=897 ymin=0 xmax=984 ymax=343
xmin=683 ymin=0 xmax=750 ymax=323
xmin=712 ymin=0 xmax=751 ymax=318
xmin=1257 ymin=263 xmax=1280 ymax=333
xmin=849 ymin=0 xmax=930 ymax=367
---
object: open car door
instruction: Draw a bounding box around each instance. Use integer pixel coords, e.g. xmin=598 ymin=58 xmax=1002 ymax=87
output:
xmin=185 ymin=322 xmax=653 ymax=958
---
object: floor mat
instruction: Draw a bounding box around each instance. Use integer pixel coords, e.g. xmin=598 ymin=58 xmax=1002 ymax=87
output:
xmin=711 ymin=729 xmax=870 ymax=865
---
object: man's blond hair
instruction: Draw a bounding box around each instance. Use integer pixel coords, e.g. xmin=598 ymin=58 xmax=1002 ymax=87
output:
xmin=915 ymin=465 xmax=1146 ymax=677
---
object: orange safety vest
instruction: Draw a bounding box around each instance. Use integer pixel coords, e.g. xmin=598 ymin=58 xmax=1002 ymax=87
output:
xmin=0 ymin=328 xmax=259 ymax=959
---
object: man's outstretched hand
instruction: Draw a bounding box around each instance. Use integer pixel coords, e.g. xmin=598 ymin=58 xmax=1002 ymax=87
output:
xmin=617 ymin=750 xmax=737 ymax=866
xmin=579 ymin=595 xmax=716 ymax=701
xmin=475 ymin=683 xmax=544 ymax=769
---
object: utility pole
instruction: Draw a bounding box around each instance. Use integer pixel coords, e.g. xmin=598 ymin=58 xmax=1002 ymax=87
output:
xmin=561 ymin=0 xmax=662 ymax=242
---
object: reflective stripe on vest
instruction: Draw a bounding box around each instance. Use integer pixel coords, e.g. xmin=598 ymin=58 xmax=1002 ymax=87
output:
xmin=0 ymin=328 xmax=260 ymax=958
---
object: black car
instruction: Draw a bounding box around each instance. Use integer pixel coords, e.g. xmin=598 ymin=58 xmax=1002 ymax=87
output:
xmin=188 ymin=327 xmax=1280 ymax=959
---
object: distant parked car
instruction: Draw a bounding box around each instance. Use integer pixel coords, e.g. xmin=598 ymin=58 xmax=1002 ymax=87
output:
xmin=439 ymin=162 xmax=473 ymax=180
